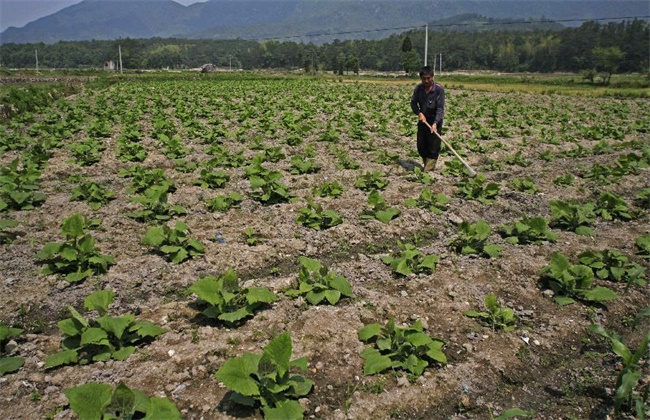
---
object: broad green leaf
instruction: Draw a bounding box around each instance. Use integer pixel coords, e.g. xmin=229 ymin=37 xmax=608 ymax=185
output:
xmin=112 ymin=346 xmax=136 ymax=361
xmin=218 ymin=306 xmax=253 ymax=323
xmin=133 ymin=321 xmax=166 ymax=338
xmin=483 ymin=244 xmax=502 ymax=258
xmin=215 ymin=352 xmax=261 ymax=397
xmin=108 ymin=382 xmax=135 ymax=418
xmin=615 ymin=370 xmax=642 ymax=410
xmin=425 ymin=343 xmax=448 ymax=364
xmin=298 ymin=256 xmax=322 ymax=273
xmin=306 ymin=290 xmax=326 ymax=305
xmin=143 ymin=226 xmax=165 ymax=246
xmin=62 ymin=214 xmax=86 ymax=238
xmin=494 ymin=408 xmax=532 ymax=419
xmin=407 ymin=332 xmax=433 ymax=347
xmin=262 ymin=399 xmax=304 ymax=420
xmin=84 ymin=290 xmax=114 ymax=315
xmin=375 ymin=208 xmax=400 ymax=223
xmin=582 ymin=286 xmax=618 ymax=303
xmin=287 ymin=375 xmax=315 ymax=397
xmin=358 ymin=324 xmax=382 ymax=341
xmin=66 ymin=271 xmax=91 ymax=283
xmin=262 ymin=332 xmax=292 ymax=375
xmin=45 ymin=349 xmax=79 ymax=369
xmin=97 ymin=315 xmax=134 ymax=340
xmin=67 ymin=306 xmax=89 ymax=328
xmin=189 ymin=276 xmax=223 ymax=306
xmin=324 ymin=290 xmax=341 ymax=305
xmin=329 ymin=276 xmax=353 ymax=296
xmin=246 ymin=287 xmax=277 ymax=304
xmin=554 ymin=295 xmax=575 ymax=306
xmin=81 ymin=328 xmax=109 ymax=346
xmin=403 ymin=353 xmax=428 ymax=376
xmin=290 ymin=357 xmax=309 ymax=370
xmin=575 ymin=226 xmax=595 ymax=236
xmin=360 ymin=347 xmax=392 ymax=375
xmin=0 ymin=356 xmax=25 ymax=375
xmin=0 ymin=325 xmax=23 ymax=341
xmin=143 ymin=397 xmax=181 ymax=420
xmin=64 ymin=382 xmax=113 ymax=420
xmin=36 ymin=242 xmax=61 ymax=260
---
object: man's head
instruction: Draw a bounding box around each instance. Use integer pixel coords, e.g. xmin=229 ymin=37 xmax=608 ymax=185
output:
xmin=419 ymin=66 xmax=434 ymax=86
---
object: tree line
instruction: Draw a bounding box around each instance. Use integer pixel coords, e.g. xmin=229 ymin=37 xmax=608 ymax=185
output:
xmin=0 ymin=19 xmax=647 ymax=76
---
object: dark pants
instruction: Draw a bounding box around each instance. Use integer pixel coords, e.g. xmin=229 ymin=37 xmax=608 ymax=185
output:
xmin=417 ymin=120 xmax=443 ymax=160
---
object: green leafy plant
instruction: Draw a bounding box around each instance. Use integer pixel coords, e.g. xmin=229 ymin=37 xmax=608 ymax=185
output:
xmin=504 ymin=151 xmax=531 ymax=167
xmin=37 ymin=214 xmax=115 ymax=283
xmin=63 ymin=382 xmax=180 ymax=420
xmin=540 ymin=252 xmax=618 ymax=306
xmin=455 ymin=174 xmax=500 ymax=204
xmin=553 ymin=174 xmax=575 ymax=187
xmin=206 ymin=192 xmax=244 ymax=212
xmin=406 ymin=167 xmax=433 ymax=185
xmin=193 ymin=169 xmax=230 ymax=189
xmin=549 ymin=200 xmax=596 ymax=236
xmin=124 ymin=167 xmax=175 ymax=195
xmin=464 ymin=293 xmax=519 ymax=331
xmin=289 ymin=155 xmax=321 ymax=174
xmin=450 ymin=220 xmax=502 ymax=258
xmin=116 ymin=139 xmax=147 ymax=162
xmin=0 ymin=324 xmax=24 ymax=376
xmin=380 ymin=241 xmax=439 ymax=277
xmin=405 ymin=189 xmax=450 ymax=215
xmin=311 ymin=181 xmax=344 ymax=198
xmin=499 ymin=216 xmax=557 ymax=245
xmin=635 ymin=188 xmax=650 ymax=210
xmin=249 ymin=171 xmax=293 ymax=204
xmin=45 ymin=290 xmax=166 ymax=369
xmin=358 ymin=318 xmax=447 ymax=377
xmin=215 ymin=332 xmax=314 ymax=419
xmin=588 ymin=322 xmax=649 ymax=417
xmin=243 ymin=227 xmax=266 ymax=246
xmin=143 ymin=221 xmax=205 ymax=264
xmin=70 ymin=181 xmax=115 ymax=210
xmin=355 ymin=171 xmax=389 ymax=192
xmin=188 ymin=268 xmax=276 ymax=324
xmin=0 ymin=218 xmax=19 ymax=244
xmin=595 ymin=191 xmax=638 ymax=221
xmin=296 ymin=198 xmax=342 ymax=231
xmin=360 ymin=191 xmax=400 ymax=223
xmin=0 ymin=158 xmax=46 ymax=211
xmin=577 ymin=249 xmax=646 ymax=288
xmin=508 ymin=177 xmax=539 ymax=194
xmin=128 ymin=186 xmax=187 ymax=222
xmin=444 ymin=158 xmax=476 ymax=176
xmin=69 ymin=138 xmax=105 ymax=166
xmin=285 ymin=256 xmax=353 ymax=305
xmin=636 ymin=234 xmax=650 ymax=259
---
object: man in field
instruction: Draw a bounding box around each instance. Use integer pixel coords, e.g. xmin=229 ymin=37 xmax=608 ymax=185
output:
xmin=410 ymin=65 xmax=445 ymax=172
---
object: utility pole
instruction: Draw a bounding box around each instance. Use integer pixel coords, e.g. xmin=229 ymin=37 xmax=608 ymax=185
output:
xmin=424 ymin=24 xmax=428 ymax=66
xmin=118 ymin=45 xmax=123 ymax=75
xmin=439 ymin=53 xmax=442 ymax=75
xmin=35 ymin=49 xmax=39 ymax=71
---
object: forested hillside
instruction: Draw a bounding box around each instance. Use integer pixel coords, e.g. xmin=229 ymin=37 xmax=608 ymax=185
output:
xmin=0 ymin=19 xmax=647 ymax=74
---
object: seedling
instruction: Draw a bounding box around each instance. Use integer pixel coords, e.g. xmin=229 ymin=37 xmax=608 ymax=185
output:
xmin=37 ymin=214 xmax=115 ymax=283
xmin=243 ymin=227 xmax=266 ymax=246
xmin=450 ymin=220 xmax=502 ymax=258
xmin=499 ymin=216 xmax=557 ymax=245
xmin=455 ymin=174 xmax=500 ymax=204
xmin=464 ymin=293 xmax=519 ymax=331
xmin=249 ymin=172 xmax=293 ymax=204
xmin=549 ymin=200 xmax=596 ymax=236
xmin=285 ymin=256 xmax=353 ymax=305
xmin=406 ymin=167 xmax=433 ymax=185
xmin=206 ymin=192 xmax=244 ymax=212
xmin=636 ymin=234 xmax=650 ymax=259
xmin=508 ymin=177 xmax=539 ymax=194
xmin=588 ymin=322 xmax=649 ymax=417
xmin=360 ymin=191 xmax=400 ymax=223
xmin=355 ymin=171 xmax=389 ymax=192
xmin=381 ymin=241 xmax=439 ymax=277
xmin=116 ymin=139 xmax=147 ymax=162
xmin=128 ymin=186 xmax=187 ymax=222
xmin=577 ymin=249 xmax=646 ymax=289
xmin=0 ymin=323 xmax=24 ymax=376
xmin=64 ymin=382 xmax=180 ymax=420
xmin=0 ymin=218 xmax=19 ymax=244
xmin=358 ymin=318 xmax=447 ymax=377
xmin=69 ymin=139 xmax=105 ymax=166
xmin=595 ymin=191 xmax=638 ymax=221
xmin=540 ymin=252 xmax=618 ymax=306
xmin=70 ymin=181 xmax=115 ymax=210
xmin=215 ymin=332 xmax=314 ymax=419
xmin=312 ymin=181 xmax=344 ymax=198
xmin=289 ymin=155 xmax=321 ymax=174
xmin=45 ymin=290 xmax=166 ymax=369
xmin=143 ymin=221 xmax=205 ymax=264
xmin=193 ymin=169 xmax=230 ymax=189
xmin=189 ymin=268 xmax=276 ymax=324
xmin=296 ymin=198 xmax=343 ymax=231
xmin=404 ymin=189 xmax=450 ymax=215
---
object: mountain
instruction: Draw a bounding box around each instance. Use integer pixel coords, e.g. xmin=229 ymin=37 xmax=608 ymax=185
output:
xmin=1 ymin=0 xmax=648 ymax=44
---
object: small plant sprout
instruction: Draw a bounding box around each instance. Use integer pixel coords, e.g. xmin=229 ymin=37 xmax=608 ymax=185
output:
xmin=215 ymin=332 xmax=314 ymax=419
xmin=296 ymin=198 xmax=343 ymax=231
xmin=360 ymin=190 xmax=400 ymax=224
xmin=450 ymin=220 xmax=502 ymax=258
xmin=358 ymin=318 xmax=447 ymax=377
xmin=243 ymin=227 xmax=266 ymax=246
xmin=285 ymin=256 xmax=353 ymax=305
xmin=143 ymin=221 xmax=204 ymax=264
xmin=464 ymin=293 xmax=519 ymax=331
xmin=188 ymin=268 xmax=276 ymax=325
xmin=63 ymin=382 xmax=181 ymax=419
xmin=45 ymin=290 xmax=166 ymax=369
xmin=0 ymin=323 xmax=25 ymax=375
xmin=499 ymin=216 xmax=557 ymax=245
xmin=381 ymin=241 xmax=439 ymax=277
xmin=540 ymin=252 xmax=618 ymax=306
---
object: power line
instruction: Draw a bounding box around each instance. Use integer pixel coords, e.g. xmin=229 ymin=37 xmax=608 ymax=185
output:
xmin=245 ymin=15 xmax=649 ymax=42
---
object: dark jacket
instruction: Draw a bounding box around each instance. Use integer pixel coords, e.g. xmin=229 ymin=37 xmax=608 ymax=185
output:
xmin=410 ymin=83 xmax=445 ymax=126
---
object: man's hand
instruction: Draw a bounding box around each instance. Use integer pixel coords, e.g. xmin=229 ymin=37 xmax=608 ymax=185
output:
xmin=418 ymin=112 xmax=427 ymax=123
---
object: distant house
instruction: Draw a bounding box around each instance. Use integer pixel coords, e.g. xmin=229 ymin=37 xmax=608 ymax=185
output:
xmin=104 ymin=60 xmax=115 ymax=71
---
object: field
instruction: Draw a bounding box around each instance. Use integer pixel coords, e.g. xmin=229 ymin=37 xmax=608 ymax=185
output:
xmin=1 ymin=72 xmax=649 ymax=419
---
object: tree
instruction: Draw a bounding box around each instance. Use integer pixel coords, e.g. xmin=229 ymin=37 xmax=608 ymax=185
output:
xmin=593 ymin=46 xmax=625 ymax=85
xmin=402 ymin=50 xmax=421 ymax=75
xmin=401 ymin=35 xmax=412 ymax=53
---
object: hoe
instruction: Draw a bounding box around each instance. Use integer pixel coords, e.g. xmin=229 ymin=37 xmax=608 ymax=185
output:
xmin=423 ymin=121 xmax=477 ymax=177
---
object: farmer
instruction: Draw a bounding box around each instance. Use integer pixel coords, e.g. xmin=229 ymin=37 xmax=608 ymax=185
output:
xmin=410 ymin=65 xmax=445 ymax=172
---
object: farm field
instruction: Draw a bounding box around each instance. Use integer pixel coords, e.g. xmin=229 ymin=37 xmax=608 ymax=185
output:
xmin=0 ymin=73 xmax=649 ymax=419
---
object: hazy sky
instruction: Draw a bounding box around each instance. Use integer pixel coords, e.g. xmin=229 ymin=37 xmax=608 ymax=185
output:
xmin=0 ymin=0 xmax=200 ymax=32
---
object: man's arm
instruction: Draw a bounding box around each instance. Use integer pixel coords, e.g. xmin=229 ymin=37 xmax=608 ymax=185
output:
xmin=433 ymin=85 xmax=445 ymax=126
xmin=410 ymin=85 xmax=426 ymax=122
